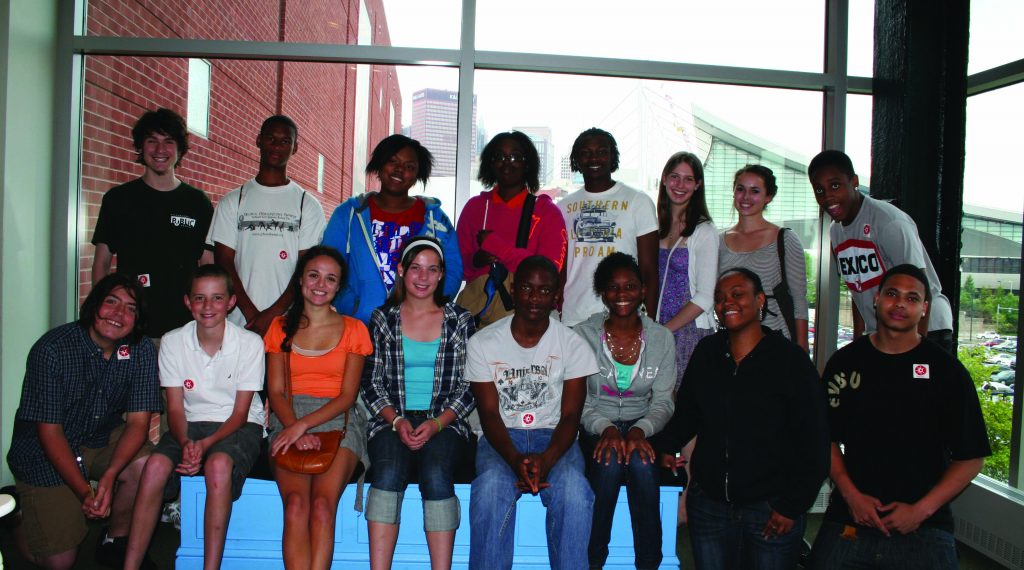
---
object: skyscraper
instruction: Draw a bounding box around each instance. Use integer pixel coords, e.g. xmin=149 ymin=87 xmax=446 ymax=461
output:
xmin=514 ymin=126 xmax=554 ymax=186
xmin=410 ymin=88 xmax=477 ymax=176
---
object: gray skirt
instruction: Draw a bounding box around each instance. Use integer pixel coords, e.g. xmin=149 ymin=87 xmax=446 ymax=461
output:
xmin=269 ymin=394 xmax=367 ymax=462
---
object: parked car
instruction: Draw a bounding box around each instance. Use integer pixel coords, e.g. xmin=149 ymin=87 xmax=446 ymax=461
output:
xmin=985 ymin=353 xmax=1017 ymax=368
xmin=984 ymin=339 xmax=1006 ymax=348
xmin=996 ymin=340 xmax=1017 ymax=353
xmin=990 ymin=369 xmax=1016 ymax=386
xmin=982 ymin=381 xmax=1014 ymax=398
xmin=978 ymin=331 xmax=1001 ymax=340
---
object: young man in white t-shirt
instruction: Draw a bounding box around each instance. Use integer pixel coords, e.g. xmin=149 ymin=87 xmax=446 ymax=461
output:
xmin=208 ymin=115 xmax=326 ymax=336
xmin=467 ymin=256 xmax=599 ymax=569
xmin=560 ymin=128 xmax=659 ymax=326
xmin=124 ymin=265 xmax=265 ymax=569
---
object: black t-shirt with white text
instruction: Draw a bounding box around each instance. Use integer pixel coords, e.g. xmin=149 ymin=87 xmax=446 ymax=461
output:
xmin=92 ymin=178 xmax=213 ymax=337
xmin=822 ymin=336 xmax=990 ymax=532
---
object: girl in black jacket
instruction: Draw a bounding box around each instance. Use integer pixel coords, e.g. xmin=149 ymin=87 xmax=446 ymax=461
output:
xmin=655 ymin=267 xmax=829 ymax=570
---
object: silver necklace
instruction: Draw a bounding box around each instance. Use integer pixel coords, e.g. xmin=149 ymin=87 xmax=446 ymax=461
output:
xmin=605 ymin=321 xmax=641 ymax=364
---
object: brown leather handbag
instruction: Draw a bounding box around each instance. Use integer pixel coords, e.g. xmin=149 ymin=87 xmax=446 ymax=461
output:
xmin=272 ymin=350 xmax=348 ymax=475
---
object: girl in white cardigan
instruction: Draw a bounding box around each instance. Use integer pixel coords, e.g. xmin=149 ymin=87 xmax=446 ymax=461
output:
xmin=654 ymin=152 xmax=718 ymax=392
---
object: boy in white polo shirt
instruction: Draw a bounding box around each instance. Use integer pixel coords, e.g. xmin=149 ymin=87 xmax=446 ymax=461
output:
xmin=124 ymin=264 xmax=266 ymax=569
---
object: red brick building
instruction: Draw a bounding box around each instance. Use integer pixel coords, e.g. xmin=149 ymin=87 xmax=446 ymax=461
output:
xmin=77 ymin=0 xmax=402 ymax=301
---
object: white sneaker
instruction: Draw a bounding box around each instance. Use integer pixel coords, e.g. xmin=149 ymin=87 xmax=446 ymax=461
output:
xmin=161 ymin=499 xmax=181 ymax=530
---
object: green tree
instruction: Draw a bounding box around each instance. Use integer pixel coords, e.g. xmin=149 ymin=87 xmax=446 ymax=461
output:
xmin=805 ymin=251 xmax=816 ymax=307
xmin=971 ymin=285 xmax=1019 ymax=335
xmin=960 ymin=275 xmax=976 ymax=317
xmin=957 ymin=346 xmax=1013 ymax=481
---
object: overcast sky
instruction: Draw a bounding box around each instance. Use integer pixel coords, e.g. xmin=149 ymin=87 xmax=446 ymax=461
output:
xmin=380 ymin=0 xmax=1023 ymax=213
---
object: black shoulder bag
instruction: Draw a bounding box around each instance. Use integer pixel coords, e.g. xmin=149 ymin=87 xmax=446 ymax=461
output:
xmin=771 ymin=227 xmax=799 ymax=340
xmin=491 ymin=193 xmax=537 ymax=310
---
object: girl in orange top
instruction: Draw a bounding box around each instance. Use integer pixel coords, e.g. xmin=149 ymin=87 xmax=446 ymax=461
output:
xmin=265 ymin=245 xmax=372 ymax=569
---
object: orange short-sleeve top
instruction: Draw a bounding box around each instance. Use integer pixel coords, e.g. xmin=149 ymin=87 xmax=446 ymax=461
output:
xmin=264 ymin=315 xmax=373 ymax=398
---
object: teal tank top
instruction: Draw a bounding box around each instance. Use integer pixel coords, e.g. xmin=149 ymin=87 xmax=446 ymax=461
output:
xmin=403 ymin=335 xmax=440 ymax=410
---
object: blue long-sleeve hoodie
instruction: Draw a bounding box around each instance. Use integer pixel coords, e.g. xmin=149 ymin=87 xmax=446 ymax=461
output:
xmin=322 ymin=192 xmax=463 ymax=324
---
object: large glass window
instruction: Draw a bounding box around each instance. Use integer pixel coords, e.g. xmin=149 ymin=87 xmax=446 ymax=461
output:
xmin=472 ymin=70 xmax=824 ymax=356
xmin=960 ymin=82 xmax=1024 ymax=485
xmin=847 ymin=0 xmax=875 ymax=77
xmin=77 ymin=54 xmax=456 ymax=303
xmin=825 ymin=93 xmax=875 ymax=347
xmin=476 ymin=1 xmax=825 ymax=72
xmin=967 ymin=0 xmax=1024 ymax=75
xmin=473 ymin=71 xmax=822 ymax=202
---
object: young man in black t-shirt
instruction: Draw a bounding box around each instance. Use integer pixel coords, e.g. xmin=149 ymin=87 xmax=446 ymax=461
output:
xmin=810 ymin=264 xmax=990 ymax=570
xmin=91 ymin=108 xmax=213 ymax=340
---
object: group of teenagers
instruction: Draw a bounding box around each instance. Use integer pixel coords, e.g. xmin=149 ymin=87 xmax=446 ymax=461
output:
xmin=6 ymin=107 xmax=990 ymax=570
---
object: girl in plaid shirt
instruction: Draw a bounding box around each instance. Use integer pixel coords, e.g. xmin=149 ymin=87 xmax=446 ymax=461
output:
xmin=361 ymin=236 xmax=476 ymax=569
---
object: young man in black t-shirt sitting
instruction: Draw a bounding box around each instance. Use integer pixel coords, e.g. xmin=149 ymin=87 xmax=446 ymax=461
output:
xmin=810 ymin=264 xmax=991 ymax=570
xmin=91 ymin=108 xmax=214 ymax=341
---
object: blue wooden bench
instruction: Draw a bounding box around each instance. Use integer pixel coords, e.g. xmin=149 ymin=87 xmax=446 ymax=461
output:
xmin=177 ymin=476 xmax=682 ymax=569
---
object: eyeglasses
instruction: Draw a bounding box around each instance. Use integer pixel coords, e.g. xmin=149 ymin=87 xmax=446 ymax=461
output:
xmin=492 ymin=153 xmax=526 ymax=164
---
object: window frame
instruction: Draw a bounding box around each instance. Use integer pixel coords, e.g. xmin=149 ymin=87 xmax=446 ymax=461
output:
xmin=54 ymin=0 xmax=1024 ymax=487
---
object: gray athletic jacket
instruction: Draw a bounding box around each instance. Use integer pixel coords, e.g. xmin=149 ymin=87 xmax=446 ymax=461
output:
xmin=574 ymin=312 xmax=677 ymax=437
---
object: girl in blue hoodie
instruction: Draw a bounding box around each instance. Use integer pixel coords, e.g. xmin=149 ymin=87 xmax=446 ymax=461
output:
xmin=322 ymin=135 xmax=463 ymax=323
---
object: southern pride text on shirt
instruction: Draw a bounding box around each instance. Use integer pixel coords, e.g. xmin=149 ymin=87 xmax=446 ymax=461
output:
xmin=565 ymin=198 xmax=630 ymax=257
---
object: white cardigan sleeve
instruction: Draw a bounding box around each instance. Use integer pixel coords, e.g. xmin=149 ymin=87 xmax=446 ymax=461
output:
xmin=686 ymin=221 xmax=719 ymax=330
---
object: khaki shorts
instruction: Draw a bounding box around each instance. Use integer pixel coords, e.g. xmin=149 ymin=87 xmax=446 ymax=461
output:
xmin=16 ymin=424 xmax=153 ymax=557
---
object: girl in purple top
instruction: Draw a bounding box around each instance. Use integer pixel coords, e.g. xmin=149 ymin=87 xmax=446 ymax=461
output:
xmin=655 ymin=152 xmax=719 ymax=391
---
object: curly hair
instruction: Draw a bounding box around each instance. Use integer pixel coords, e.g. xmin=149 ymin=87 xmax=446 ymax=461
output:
xmin=569 ymin=127 xmax=620 ymax=173
xmin=131 ymin=108 xmax=189 ymax=168
xmin=592 ymin=252 xmax=643 ymax=296
xmin=477 ymin=131 xmax=540 ymax=192
xmin=279 ymin=246 xmax=347 ymax=352
xmin=366 ymin=134 xmax=433 ymax=186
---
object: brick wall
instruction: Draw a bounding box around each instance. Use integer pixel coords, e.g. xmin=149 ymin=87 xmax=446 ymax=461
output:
xmin=78 ymin=0 xmax=402 ymax=303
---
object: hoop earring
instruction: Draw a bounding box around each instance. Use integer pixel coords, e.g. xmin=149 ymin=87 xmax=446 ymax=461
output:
xmin=639 ymin=304 xmax=648 ymax=318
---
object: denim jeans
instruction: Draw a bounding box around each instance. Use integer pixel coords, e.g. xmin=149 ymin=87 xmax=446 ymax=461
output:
xmin=808 ymin=520 xmax=958 ymax=570
xmin=579 ymin=422 xmax=662 ymax=569
xmin=469 ymin=428 xmax=594 ymax=570
xmin=687 ymin=484 xmax=806 ymax=570
xmin=365 ymin=418 xmax=465 ymax=530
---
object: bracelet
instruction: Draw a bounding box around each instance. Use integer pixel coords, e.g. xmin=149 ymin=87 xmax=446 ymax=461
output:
xmin=431 ymin=417 xmax=443 ymax=432
xmin=392 ymin=416 xmax=405 ymax=431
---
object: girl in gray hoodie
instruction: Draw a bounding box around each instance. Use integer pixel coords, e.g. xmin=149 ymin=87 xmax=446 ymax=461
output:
xmin=574 ymin=252 xmax=677 ymax=570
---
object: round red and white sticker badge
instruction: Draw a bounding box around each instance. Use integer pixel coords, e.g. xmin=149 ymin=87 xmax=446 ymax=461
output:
xmin=863 ymin=224 xmax=871 ymax=236
xmin=138 ymin=274 xmax=148 ymax=286
xmin=521 ymin=413 xmax=535 ymax=427
xmin=183 ymin=378 xmax=195 ymax=391
xmin=279 ymin=250 xmax=288 ymax=260
xmin=116 ymin=345 xmax=131 ymax=360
